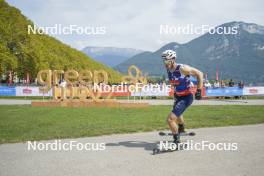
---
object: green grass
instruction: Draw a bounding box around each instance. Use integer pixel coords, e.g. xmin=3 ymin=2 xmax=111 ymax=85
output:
xmin=0 ymin=105 xmax=264 ymax=143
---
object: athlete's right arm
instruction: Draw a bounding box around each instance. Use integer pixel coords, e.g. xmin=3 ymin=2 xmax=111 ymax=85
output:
xmin=180 ymin=65 xmax=203 ymax=100
xmin=180 ymin=65 xmax=203 ymax=89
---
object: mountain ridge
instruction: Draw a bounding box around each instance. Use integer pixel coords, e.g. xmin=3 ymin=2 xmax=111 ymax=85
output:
xmin=115 ymin=21 xmax=264 ymax=84
xmin=82 ymin=46 xmax=144 ymax=67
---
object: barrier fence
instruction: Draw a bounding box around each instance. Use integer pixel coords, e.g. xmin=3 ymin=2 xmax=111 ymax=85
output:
xmin=0 ymin=86 xmax=263 ymax=97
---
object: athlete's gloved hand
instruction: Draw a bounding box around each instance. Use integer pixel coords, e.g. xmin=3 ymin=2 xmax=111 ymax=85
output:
xmin=195 ymin=89 xmax=202 ymax=100
xmin=173 ymin=93 xmax=179 ymax=100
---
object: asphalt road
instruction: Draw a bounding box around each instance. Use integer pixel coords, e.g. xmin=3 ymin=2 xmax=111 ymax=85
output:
xmin=0 ymin=124 xmax=263 ymax=176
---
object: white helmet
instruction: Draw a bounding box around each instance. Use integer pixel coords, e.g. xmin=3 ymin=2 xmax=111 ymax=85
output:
xmin=161 ymin=50 xmax=176 ymax=60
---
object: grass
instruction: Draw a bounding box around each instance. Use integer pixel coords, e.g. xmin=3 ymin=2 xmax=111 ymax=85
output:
xmin=0 ymin=105 xmax=264 ymax=143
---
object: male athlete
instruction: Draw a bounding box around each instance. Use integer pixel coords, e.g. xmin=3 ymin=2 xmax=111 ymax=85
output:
xmin=161 ymin=50 xmax=203 ymax=146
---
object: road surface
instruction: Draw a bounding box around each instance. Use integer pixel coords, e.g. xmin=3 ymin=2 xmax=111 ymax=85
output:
xmin=0 ymin=124 xmax=263 ymax=176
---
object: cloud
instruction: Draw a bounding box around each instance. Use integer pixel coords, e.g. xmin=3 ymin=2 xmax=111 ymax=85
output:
xmin=6 ymin=0 xmax=264 ymax=51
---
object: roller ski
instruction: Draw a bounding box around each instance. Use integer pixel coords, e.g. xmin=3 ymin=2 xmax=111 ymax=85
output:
xmin=158 ymin=131 xmax=196 ymax=137
xmin=152 ymin=139 xmax=188 ymax=155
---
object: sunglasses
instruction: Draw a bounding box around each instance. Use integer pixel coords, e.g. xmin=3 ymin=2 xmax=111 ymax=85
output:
xmin=163 ymin=59 xmax=173 ymax=64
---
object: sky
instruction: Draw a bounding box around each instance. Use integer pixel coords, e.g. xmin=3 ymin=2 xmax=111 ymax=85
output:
xmin=6 ymin=0 xmax=264 ymax=51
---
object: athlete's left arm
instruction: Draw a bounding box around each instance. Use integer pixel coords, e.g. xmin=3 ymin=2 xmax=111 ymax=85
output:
xmin=180 ymin=65 xmax=204 ymax=89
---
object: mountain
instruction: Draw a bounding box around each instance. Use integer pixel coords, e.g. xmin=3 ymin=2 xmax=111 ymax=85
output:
xmin=114 ymin=42 xmax=181 ymax=76
xmin=82 ymin=46 xmax=144 ymax=67
xmin=115 ymin=21 xmax=264 ymax=85
xmin=0 ymin=0 xmax=121 ymax=83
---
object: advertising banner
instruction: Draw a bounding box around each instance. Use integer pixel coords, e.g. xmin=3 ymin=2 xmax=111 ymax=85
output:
xmin=205 ymin=87 xmax=243 ymax=97
xmin=16 ymin=86 xmax=52 ymax=96
xmin=0 ymin=86 xmax=16 ymax=96
xmin=243 ymin=87 xmax=264 ymax=96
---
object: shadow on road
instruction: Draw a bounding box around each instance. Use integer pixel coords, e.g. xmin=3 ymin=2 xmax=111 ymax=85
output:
xmin=106 ymin=141 xmax=160 ymax=151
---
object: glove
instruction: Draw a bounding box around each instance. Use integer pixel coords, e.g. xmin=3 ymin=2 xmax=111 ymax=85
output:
xmin=195 ymin=89 xmax=202 ymax=100
xmin=173 ymin=93 xmax=179 ymax=100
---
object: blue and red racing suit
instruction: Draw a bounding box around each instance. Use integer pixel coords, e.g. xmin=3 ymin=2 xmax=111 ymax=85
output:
xmin=167 ymin=64 xmax=194 ymax=117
